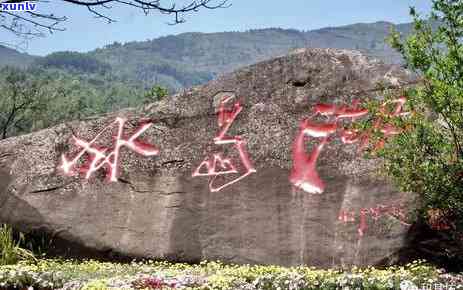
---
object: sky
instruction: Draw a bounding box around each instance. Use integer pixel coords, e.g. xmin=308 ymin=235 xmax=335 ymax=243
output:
xmin=0 ymin=0 xmax=433 ymax=56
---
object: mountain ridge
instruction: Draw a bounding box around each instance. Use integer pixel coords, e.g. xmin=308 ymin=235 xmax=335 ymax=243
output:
xmin=0 ymin=21 xmax=414 ymax=90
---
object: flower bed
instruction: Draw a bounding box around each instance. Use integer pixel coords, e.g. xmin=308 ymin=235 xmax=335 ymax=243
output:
xmin=0 ymin=259 xmax=461 ymax=290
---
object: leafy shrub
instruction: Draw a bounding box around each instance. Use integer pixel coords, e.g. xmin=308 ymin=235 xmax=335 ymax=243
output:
xmin=144 ymin=85 xmax=169 ymax=104
xmin=385 ymin=0 xmax=463 ymax=236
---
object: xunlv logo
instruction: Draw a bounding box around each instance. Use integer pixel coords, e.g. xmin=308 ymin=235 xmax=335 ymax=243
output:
xmin=0 ymin=1 xmax=37 ymax=11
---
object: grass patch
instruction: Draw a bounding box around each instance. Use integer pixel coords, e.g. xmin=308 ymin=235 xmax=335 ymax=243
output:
xmin=0 ymin=224 xmax=35 ymax=266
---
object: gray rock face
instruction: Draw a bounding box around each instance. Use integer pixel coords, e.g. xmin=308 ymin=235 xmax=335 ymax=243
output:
xmin=0 ymin=48 xmax=418 ymax=267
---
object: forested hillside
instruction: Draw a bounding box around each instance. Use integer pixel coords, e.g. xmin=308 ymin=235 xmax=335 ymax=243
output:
xmin=87 ymin=22 xmax=410 ymax=88
xmin=1 ymin=21 xmax=414 ymax=92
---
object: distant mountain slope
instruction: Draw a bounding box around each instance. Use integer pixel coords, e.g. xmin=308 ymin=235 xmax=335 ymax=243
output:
xmin=92 ymin=28 xmax=310 ymax=75
xmin=89 ymin=21 xmax=408 ymax=79
xmin=305 ymin=21 xmax=408 ymax=63
xmin=0 ymin=45 xmax=37 ymax=67
xmin=0 ymin=21 xmax=416 ymax=90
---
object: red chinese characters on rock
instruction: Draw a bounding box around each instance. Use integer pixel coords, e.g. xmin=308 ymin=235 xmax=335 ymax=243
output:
xmin=338 ymin=203 xmax=411 ymax=237
xmin=290 ymin=97 xmax=409 ymax=194
xmin=192 ymin=96 xmax=256 ymax=192
xmin=341 ymin=96 xmax=409 ymax=152
xmin=58 ymin=95 xmax=408 ymax=197
xmin=290 ymin=99 xmax=369 ymax=193
xmin=289 ymin=121 xmax=336 ymax=194
xmin=59 ymin=117 xmax=159 ymax=182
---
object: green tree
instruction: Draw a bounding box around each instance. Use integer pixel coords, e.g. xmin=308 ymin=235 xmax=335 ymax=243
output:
xmin=0 ymin=67 xmax=100 ymax=139
xmin=0 ymin=66 xmax=160 ymax=139
xmin=0 ymin=68 xmax=50 ymax=139
xmin=377 ymin=1 xmax=463 ymax=233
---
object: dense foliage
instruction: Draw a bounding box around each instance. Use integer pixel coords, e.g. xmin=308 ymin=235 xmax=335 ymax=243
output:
xmin=0 ymin=66 xmax=166 ymax=139
xmin=361 ymin=0 xmax=463 ymax=236
xmin=36 ymin=52 xmax=112 ymax=74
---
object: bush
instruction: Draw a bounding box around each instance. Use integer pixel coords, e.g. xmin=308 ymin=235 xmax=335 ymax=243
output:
xmin=385 ymin=0 xmax=463 ymax=233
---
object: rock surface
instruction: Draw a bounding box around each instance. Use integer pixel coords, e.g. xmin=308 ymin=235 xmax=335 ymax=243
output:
xmin=0 ymin=48 xmax=419 ymax=267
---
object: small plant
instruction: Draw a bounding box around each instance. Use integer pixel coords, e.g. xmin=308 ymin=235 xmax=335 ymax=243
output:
xmin=144 ymin=85 xmax=168 ymax=104
xmin=0 ymin=224 xmax=35 ymax=265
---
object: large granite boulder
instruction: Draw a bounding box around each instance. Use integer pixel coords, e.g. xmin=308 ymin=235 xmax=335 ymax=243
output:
xmin=0 ymin=48 xmax=419 ymax=267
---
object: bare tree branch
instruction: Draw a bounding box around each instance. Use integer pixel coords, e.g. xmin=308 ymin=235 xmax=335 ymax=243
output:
xmin=2 ymin=11 xmax=65 ymax=33
xmin=87 ymin=5 xmax=116 ymax=23
xmin=0 ymin=0 xmax=230 ymax=49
